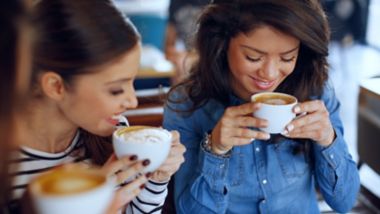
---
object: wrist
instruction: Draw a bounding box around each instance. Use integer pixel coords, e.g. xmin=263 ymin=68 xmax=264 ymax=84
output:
xmin=211 ymin=143 xmax=230 ymax=155
xmin=206 ymin=134 xmax=230 ymax=155
xmin=319 ymin=130 xmax=336 ymax=147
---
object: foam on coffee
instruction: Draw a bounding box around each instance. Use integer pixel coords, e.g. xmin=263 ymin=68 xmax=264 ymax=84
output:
xmin=253 ymin=93 xmax=295 ymax=105
xmin=120 ymin=128 xmax=171 ymax=144
xmin=33 ymin=170 xmax=104 ymax=196
xmin=113 ymin=126 xmax=172 ymax=173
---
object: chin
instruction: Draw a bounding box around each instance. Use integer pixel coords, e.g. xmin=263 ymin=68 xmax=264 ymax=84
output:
xmin=99 ymin=129 xmax=114 ymax=137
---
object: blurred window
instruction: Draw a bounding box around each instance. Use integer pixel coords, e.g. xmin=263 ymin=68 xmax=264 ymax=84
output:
xmin=366 ymin=0 xmax=380 ymax=49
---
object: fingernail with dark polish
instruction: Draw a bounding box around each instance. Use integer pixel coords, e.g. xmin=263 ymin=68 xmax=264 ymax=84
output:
xmin=140 ymin=184 xmax=145 ymax=189
xmin=145 ymin=172 xmax=152 ymax=178
xmin=142 ymin=159 xmax=150 ymax=166
xmin=129 ymin=155 xmax=138 ymax=161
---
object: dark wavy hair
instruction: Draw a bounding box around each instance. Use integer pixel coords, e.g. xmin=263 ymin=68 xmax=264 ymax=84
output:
xmin=169 ymin=0 xmax=330 ymax=112
xmin=32 ymin=0 xmax=140 ymax=165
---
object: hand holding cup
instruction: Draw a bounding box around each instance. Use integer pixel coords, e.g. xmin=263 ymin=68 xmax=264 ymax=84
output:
xmin=210 ymin=102 xmax=270 ymax=155
xmin=251 ymin=92 xmax=298 ymax=134
xmin=150 ymin=131 xmax=186 ymax=182
xmin=112 ymin=126 xmax=172 ymax=173
xmin=281 ymin=99 xmax=335 ymax=146
xmin=102 ymin=154 xmax=149 ymax=213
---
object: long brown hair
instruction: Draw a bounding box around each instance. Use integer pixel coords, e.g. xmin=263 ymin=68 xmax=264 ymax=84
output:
xmin=32 ymin=0 xmax=140 ymax=165
xmin=169 ymin=0 xmax=330 ymax=112
xmin=0 ymin=0 xmax=32 ymax=209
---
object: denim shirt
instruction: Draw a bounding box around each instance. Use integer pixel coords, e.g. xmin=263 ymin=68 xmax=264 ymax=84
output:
xmin=163 ymin=85 xmax=360 ymax=214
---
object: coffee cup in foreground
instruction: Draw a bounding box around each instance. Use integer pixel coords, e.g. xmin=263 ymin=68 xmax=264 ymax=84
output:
xmin=251 ymin=92 xmax=297 ymax=134
xmin=29 ymin=165 xmax=114 ymax=214
xmin=113 ymin=126 xmax=172 ymax=173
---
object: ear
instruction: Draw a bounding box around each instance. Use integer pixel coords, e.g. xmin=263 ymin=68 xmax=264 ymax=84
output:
xmin=40 ymin=72 xmax=67 ymax=100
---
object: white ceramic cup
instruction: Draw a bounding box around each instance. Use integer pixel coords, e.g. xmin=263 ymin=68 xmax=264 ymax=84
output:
xmin=29 ymin=166 xmax=114 ymax=214
xmin=251 ymin=92 xmax=297 ymax=134
xmin=113 ymin=126 xmax=172 ymax=173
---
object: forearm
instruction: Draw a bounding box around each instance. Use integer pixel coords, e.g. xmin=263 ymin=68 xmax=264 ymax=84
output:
xmin=313 ymin=130 xmax=360 ymax=213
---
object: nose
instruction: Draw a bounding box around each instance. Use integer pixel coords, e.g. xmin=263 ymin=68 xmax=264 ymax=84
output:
xmin=122 ymin=92 xmax=138 ymax=110
xmin=259 ymin=59 xmax=278 ymax=81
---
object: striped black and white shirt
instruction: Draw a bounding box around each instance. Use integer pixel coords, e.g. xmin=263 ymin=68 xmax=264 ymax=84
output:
xmin=8 ymin=132 xmax=168 ymax=214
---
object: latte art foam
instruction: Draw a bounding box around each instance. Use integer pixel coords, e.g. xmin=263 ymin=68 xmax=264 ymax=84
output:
xmin=122 ymin=128 xmax=171 ymax=144
xmin=264 ymin=98 xmax=288 ymax=105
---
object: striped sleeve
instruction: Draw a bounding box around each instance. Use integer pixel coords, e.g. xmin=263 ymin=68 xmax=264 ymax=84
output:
xmin=125 ymin=180 xmax=169 ymax=214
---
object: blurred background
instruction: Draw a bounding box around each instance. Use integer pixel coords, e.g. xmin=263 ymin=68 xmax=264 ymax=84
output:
xmin=113 ymin=0 xmax=380 ymax=212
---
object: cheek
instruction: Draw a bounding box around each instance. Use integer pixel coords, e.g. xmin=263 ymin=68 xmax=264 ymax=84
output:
xmin=92 ymin=97 xmax=119 ymax=116
xmin=230 ymin=57 xmax=256 ymax=76
xmin=74 ymin=98 xmax=117 ymax=133
xmin=237 ymin=62 xmax=261 ymax=78
xmin=281 ymin=63 xmax=297 ymax=77
xmin=71 ymin=94 xmax=115 ymax=120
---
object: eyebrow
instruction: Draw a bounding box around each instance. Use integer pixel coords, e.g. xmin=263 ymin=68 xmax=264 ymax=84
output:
xmin=105 ymin=77 xmax=133 ymax=85
xmin=241 ymin=45 xmax=299 ymax=55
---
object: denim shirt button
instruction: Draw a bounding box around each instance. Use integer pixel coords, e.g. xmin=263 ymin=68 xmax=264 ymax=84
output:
xmin=220 ymin=164 xmax=225 ymax=169
xmin=255 ymin=147 xmax=260 ymax=152
xmin=262 ymin=179 xmax=267 ymax=184
xmin=261 ymin=199 xmax=266 ymax=204
xmin=330 ymin=154 xmax=334 ymax=159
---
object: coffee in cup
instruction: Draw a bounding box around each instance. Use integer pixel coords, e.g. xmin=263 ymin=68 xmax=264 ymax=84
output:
xmin=29 ymin=165 xmax=114 ymax=214
xmin=113 ymin=126 xmax=172 ymax=173
xmin=251 ymin=92 xmax=297 ymax=134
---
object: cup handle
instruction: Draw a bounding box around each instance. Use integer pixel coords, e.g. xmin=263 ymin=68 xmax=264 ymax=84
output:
xmin=114 ymin=115 xmax=130 ymax=129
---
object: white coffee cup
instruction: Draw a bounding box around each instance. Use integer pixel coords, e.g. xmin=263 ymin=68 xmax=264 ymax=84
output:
xmin=251 ymin=92 xmax=297 ymax=134
xmin=29 ymin=166 xmax=114 ymax=214
xmin=113 ymin=126 xmax=172 ymax=173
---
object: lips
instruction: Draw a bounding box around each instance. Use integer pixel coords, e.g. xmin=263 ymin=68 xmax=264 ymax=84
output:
xmin=106 ymin=118 xmax=119 ymax=126
xmin=107 ymin=114 xmax=124 ymax=126
xmin=250 ymin=76 xmax=276 ymax=90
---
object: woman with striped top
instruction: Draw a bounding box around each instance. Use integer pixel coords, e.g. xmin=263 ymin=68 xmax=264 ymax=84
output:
xmin=7 ymin=0 xmax=185 ymax=213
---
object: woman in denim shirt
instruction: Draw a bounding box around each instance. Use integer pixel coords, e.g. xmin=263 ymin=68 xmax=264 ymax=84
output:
xmin=163 ymin=0 xmax=360 ymax=213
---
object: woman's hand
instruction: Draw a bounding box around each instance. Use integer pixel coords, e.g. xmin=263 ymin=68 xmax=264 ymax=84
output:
xmin=150 ymin=131 xmax=186 ymax=182
xmin=211 ymin=102 xmax=270 ymax=154
xmin=103 ymin=154 xmax=150 ymax=214
xmin=283 ymin=100 xmax=335 ymax=147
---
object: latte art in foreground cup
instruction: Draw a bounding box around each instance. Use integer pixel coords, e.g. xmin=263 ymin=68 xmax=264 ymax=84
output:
xmin=113 ymin=126 xmax=172 ymax=173
xmin=29 ymin=166 xmax=114 ymax=214
xmin=251 ymin=92 xmax=297 ymax=134
xmin=121 ymin=128 xmax=170 ymax=145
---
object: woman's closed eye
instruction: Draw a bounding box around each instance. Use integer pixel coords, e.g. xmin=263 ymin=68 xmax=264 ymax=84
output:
xmin=246 ymin=56 xmax=261 ymax=62
xmin=281 ymin=56 xmax=296 ymax=63
xmin=110 ymin=89 xmax=124 ymax=96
